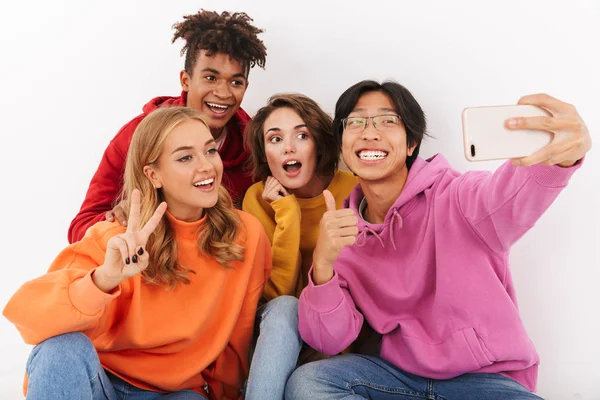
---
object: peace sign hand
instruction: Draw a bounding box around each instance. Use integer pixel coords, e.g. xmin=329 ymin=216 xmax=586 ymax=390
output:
xmin=93 ymin=189 xmax=167 ymax=292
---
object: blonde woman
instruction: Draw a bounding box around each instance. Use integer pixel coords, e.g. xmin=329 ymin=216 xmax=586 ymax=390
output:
xmin=4 ymin=107 xmax=271 ymax=400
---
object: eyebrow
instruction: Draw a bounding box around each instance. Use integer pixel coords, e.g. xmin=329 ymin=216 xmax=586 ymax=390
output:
xmin=171 ymin=139 xmax=216 ymax=154
xmin=200 ymin=68 xmax=247 ymax=79
xmin=265 ymin=124 xmax=307 ymax=135
xmin=351 ymin=107 xmax=397 ymax=114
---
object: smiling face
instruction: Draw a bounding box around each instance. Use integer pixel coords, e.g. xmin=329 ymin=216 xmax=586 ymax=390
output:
xmin=342 ymin=91 xmax=416 ymax=185
xmin=180 ymin=51 xmax=249 ymax=138
xmin=144 ymin=119 xmax=223 ymax=221
xmin=263 ymin=107 xmax=322 ymax=196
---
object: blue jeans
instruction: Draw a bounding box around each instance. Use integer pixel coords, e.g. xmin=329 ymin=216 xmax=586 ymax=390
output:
xmin=285 ymin=354 xmax=543 ymax=400
xmin=245 ymin=296 xmax=303 ymax=400
xmin=25 ymin=332 xmax=206 ymax=400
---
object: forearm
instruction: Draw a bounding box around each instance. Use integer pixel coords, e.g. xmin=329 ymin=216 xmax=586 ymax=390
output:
xmin=458 ymin=160 xmax=582 ymax=251
xmin=69 ymin=211 xmax=108 ymax=243
xmin=298 ymin=270 xmax=363 ymax=355
xmin=261 ymin=196 xmax=302 ymax=300
xmin=3 ymin=269 xmax=119 ymax=344
xmin=69 ymin=141 xmax=126 ymax=243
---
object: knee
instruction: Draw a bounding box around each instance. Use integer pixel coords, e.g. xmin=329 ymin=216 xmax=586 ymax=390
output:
xmin=284 ymin=362 xmax=320 ymax=400
xmin=27 ymin=332 xmax=96 ymax=371
xmin=261 ymin=296 xmax=299 ymax=329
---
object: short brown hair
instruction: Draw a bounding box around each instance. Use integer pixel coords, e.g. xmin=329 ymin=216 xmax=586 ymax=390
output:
xmin=246 ymin=93 xmax=339 ymax=182
xmin=172 ymin=10 xmax=267 ymax=76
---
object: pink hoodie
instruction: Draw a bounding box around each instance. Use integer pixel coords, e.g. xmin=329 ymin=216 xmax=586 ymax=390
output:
xmin=298 ymin=154 xmax=581 ymax=392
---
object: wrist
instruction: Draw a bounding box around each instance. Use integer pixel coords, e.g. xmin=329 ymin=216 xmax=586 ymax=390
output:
xmin=558 ymin=159 xmax=577 ymax=168
xmin=92 ymin=267 xmax=122 ymax=293
xmin=312 ymin=261 xmax=334 ymax=286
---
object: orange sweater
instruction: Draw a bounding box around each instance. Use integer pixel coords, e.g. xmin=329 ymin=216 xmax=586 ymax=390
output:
xmin=3 ymin=211 xmax=271 ymax=400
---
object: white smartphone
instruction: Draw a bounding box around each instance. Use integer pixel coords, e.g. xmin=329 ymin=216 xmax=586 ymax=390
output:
xmin=462 ymin=105 xmax=553 ymax=162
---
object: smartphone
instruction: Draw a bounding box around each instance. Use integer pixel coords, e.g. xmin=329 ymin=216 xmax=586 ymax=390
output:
xmin=462 ymin=105 xmax=553 ymax=162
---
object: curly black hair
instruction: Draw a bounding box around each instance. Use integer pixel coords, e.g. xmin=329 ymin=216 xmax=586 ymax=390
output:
xmin=172 ymin=10 xmax=267 ymax=76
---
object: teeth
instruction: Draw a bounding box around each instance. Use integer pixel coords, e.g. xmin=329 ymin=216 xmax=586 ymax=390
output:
xmin=194 ymin=178 xmax=214 ymax=186
xmin=358 ymin=151 xmax=388 ymax=160
xmin=286 ymin=161 xmax=299 ymax=165
xmin=207 ymin=102 xmax=228 ymax=109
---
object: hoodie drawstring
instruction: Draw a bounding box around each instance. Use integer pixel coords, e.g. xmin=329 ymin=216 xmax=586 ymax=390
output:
xmin=388 ymin=209 xmax=403 ymax=250
xmin=356 ymin=209 xmax=403 ymax=250
xmin=356 ymin=226 xmax=385 ymax=248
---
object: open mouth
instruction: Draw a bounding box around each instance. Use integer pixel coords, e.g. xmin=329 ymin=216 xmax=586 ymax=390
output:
xmin=193 ymin=177 xmax=215 ymax=191
xmin=283 ymin=160 xmax=302 ymax=176
xmin=357 ymin=150 xmax=388 ymax=161
xmin=206 ymin=102 xmax=230 ymax=115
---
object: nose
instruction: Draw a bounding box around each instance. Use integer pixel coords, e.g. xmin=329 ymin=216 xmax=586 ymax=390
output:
xmin=283 ymin=138 xmax=296 ymax=154
xmin=212 ymin=80 xmax=232 ymax=100
xmin=195 ymin=155 xmax=213 ymax=173
xmin=361 ymin=118 xmax=381 ymax=141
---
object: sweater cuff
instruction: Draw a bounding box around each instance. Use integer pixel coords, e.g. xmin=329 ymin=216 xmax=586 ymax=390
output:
xmin=526 ymin=157 xmax=583 ymax=187
xmin=270 ymin=195 xmax=300 ymax=213
xmin=68 ymin=269 xmax=121 ymax=316
xmin=303 ymin=267 xmax=345 ymax=313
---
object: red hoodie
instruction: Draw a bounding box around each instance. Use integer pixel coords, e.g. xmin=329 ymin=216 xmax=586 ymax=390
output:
xmin=68 ymin=91 xmax=253 ymax=244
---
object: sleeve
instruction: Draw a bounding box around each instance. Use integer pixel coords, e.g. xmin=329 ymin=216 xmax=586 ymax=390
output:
xmin=297 ymin=268 xmax=364 ymax=355
xmin=242 ymin=190 xmax=302 ymax=301
xmin=204 ymin=229 xmax=272 ymax=400
xmin=3 ymin=228 xmax=124 ymax=345
xmin=456 ymin=159 xmax=582 ymax=254
xmin=68 ymin=117 xmax=143 ymax=243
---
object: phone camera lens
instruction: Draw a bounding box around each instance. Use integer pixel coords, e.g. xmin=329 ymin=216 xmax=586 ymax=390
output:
xmin=470 ymin=144 xmax=476 ymax=158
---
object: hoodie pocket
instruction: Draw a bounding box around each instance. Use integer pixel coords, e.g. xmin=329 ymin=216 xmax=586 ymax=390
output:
xmin=462 ymin=327 xmax=496 ymax=368
xmin=390 ymin=326 xmax=496 ymax=378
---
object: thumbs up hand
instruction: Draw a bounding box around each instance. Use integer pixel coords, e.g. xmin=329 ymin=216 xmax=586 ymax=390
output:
xmin=312 ymin=190 xmax=359 ymax=285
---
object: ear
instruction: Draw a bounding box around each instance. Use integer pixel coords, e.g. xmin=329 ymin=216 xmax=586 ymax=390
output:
xmin=180 ymin=70 xmax=191 ymax=92
xmin=143 ymin=165 xmax=163 ymax=189
xmin=407 ymin=142 xmax=417 ymax=157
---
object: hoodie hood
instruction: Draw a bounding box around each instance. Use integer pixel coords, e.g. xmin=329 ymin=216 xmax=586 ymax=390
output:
xmin=344 ymin=154 xmax=452 ymax=234
xmin=142 ymin=93 xmax=186 ymax=114
xmin=141 ymin=91 xmax=251 ymax=169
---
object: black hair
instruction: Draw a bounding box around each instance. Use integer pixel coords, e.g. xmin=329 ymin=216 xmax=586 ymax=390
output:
xmin=332 ymin=80 xmax=428 ymax=169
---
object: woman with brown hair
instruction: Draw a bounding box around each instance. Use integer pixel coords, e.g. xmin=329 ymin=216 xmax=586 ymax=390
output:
xmin=242 ymin=93 xmax=358 ymax=399
xmin=4 ymin=106 xmax=271 ymax=399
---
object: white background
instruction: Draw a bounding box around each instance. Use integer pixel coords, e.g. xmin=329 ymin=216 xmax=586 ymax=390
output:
xmin=0 ymin=1 xmax=598 ymax=399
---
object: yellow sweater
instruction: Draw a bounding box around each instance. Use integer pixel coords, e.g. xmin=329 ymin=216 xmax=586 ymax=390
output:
xmin=4 ymin=211 xmax=271 ymax=400
xmin=242 ymin=170 xmax=358 ymax=301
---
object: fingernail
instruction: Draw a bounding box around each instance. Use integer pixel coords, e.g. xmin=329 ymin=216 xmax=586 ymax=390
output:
xmin=138 ymin=247 xmax=144 ymax=255
xmin=125 ymin=258 xmax=130 ymax=265
xmin=132 ymin=255 xmax=138 ymax=263
xmin=507 ymin=118 xmax=518 ymax=127
xmin=513 ymin=159 xmax=521 ymax=166
xmin=123 ymin=221 xmax=127 ymax=226
xmin=107 ymin=216 xmax=113 ymax=221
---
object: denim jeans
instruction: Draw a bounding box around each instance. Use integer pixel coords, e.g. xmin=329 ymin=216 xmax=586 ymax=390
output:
xmin=25 ymin=332 xmax=206 ymax=400
xmin=285 ymin=354 xmax=543 ymax=400
xmin=245 ymin=296 xmax=303 ymax=400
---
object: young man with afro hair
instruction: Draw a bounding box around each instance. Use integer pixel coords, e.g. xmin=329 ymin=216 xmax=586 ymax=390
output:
xmin=68 ymin=10 xmax=267 ymax=243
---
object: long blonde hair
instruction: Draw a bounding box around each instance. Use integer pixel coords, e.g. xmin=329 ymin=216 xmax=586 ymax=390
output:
xmin=120 ymin=106 xmax=245 ymax=289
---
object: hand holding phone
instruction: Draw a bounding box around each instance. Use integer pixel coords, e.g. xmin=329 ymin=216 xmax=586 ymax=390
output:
xmin=462 ymin=94 xmax=591 ymax=167
xmin=462 ymin=105 xmax=552 ymax=162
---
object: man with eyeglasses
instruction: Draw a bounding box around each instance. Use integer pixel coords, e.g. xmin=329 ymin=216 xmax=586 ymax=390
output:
xmin=285 ymin=80 xmax=591 ymax=399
